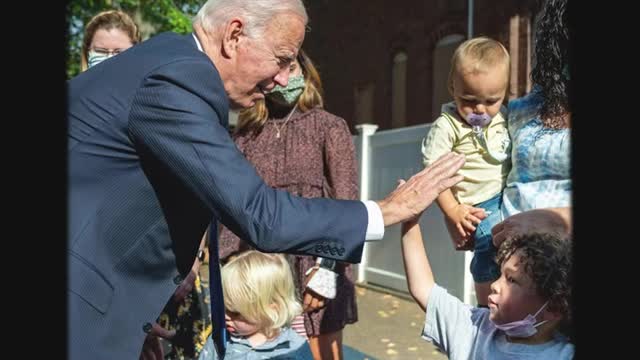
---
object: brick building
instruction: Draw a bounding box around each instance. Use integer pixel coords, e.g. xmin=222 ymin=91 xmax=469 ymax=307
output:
xmin=301 ymin=0 xmax=540 ymax=131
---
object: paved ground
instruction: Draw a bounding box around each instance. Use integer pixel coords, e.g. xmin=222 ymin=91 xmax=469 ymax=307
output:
xmin=343 ymin=284 xmax=447 ymax=360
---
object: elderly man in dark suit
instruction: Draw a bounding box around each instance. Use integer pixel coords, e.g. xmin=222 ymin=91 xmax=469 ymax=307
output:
xmin=67 ymin=0 xmax=465 ymax=359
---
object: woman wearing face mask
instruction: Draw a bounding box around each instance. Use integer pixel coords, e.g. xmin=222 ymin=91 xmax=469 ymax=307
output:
xmin=218 ymin=49 xmax=359 ymax=360
xmin=80 ymin=10 xmax=140 ymax=71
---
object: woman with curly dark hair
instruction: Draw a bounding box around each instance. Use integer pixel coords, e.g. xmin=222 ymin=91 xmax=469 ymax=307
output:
xmin=491 ymin=0 xmax=572 ymax=248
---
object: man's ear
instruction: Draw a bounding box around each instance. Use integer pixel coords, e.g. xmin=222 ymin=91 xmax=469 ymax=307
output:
xmin=221 ymin=18 xmax=245 ymax=59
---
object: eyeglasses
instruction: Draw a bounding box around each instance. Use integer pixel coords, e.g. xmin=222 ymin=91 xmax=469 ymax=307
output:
xmin=89 ymin=47 xmax=126 ymax=56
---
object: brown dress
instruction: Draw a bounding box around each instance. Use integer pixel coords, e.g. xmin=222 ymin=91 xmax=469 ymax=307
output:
xmin=218 ymin=106 xmax=359 ymax=336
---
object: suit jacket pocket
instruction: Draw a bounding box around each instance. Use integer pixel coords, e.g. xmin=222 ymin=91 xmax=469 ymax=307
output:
xmin=69 ymin=252 xmax=114 ymax=314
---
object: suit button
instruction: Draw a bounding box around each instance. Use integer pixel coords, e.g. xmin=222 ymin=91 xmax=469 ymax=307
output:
xmin=143 ymin=322 xmax=152 ymax=333
xmin=173 ymin=275 xmax=183 ymax=285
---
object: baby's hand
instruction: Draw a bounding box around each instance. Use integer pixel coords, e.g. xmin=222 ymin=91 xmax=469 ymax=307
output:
xmin=448 ymin=204 xmax=487 ymax=237
xmin=444 ymin=216 xmax=473 ymax=250
xmin=444 ymin=205 xmax=487 ymax=250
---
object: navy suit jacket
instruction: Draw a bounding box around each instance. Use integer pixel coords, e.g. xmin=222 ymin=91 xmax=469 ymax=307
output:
xmin=67 ymin=32 xmax=367 ymax=360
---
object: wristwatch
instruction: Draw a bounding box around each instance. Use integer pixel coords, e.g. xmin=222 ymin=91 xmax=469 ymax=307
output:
xmin=197 ymin=249 xmax=206 ymax=263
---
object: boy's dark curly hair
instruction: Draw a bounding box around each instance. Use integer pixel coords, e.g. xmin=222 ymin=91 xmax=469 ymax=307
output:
xmin=531 ymin=0 xmax=570 ymax=128
xmin=496 ymin=233 xmax=572 ymax=321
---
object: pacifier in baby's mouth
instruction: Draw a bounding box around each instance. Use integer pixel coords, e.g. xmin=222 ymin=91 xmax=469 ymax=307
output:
xmin=466 ymin=113 xmax=492 ymax=134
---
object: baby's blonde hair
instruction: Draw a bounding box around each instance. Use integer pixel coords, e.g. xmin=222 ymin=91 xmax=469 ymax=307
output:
xmin=222 ymin=251 xmax=302 ymax=338
xmin=447 ymin=36 xmax=510 ymax=95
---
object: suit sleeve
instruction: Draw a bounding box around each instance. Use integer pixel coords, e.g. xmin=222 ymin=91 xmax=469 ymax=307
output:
xmin=128 ymin=58 xmax=366 ymax=262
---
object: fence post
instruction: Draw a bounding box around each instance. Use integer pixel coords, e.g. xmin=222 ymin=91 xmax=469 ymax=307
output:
xmin=354 ymin=124 xmax=378 ymax=284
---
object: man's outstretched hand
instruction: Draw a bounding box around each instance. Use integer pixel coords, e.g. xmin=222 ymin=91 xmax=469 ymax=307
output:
xmin=377 ymin=152 xmax=465 ymax=226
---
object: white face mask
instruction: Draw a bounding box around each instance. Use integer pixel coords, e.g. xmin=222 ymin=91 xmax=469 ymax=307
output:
xmin=87 ymin=50 xmax=115 ymax=68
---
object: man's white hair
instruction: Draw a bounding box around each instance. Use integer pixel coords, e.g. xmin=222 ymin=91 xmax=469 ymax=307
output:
xmin=193 ymin=0 xmax=308 ymax=39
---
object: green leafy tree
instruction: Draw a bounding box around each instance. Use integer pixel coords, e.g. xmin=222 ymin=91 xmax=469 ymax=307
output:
xmin=67 ymin=0 xmax=202 ymax=78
